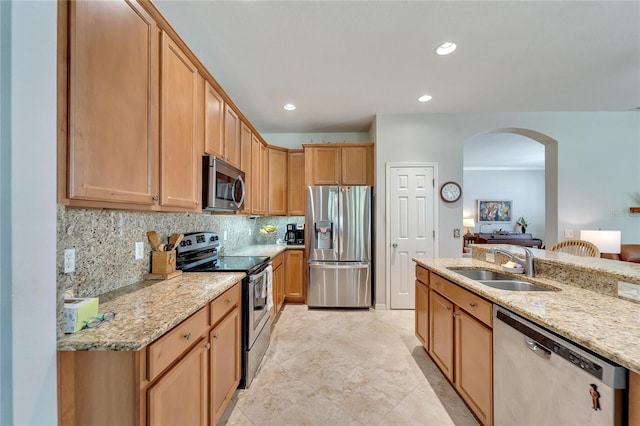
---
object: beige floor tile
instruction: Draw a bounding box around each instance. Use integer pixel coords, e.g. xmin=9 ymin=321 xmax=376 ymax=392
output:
xmin=220 ymin=305 xmax=479 ymax=426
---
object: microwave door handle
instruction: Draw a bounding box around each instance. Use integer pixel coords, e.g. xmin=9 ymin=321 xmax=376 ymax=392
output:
xmin=233 ymin=175 xmax=246 ymax=207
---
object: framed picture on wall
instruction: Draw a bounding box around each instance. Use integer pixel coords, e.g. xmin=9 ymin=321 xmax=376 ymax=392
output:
xmin=477 ymin=200 xmax=513 ymax=223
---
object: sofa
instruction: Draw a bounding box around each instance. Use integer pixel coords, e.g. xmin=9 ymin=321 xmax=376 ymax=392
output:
xmin=602 ymin=244 xmax=640 ymax=263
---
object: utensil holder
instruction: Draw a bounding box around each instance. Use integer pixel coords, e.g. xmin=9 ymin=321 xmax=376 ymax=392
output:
xmin=151 ymin=250 xmax=176 ymax=275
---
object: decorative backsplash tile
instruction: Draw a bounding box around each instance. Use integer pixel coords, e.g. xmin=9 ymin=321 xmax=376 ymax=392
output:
xmin=56 ymin=204 xmax=303 ymax=337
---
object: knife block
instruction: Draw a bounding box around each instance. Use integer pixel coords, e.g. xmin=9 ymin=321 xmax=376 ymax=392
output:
xmin=144 ymin=250 xmax=182 ymax=280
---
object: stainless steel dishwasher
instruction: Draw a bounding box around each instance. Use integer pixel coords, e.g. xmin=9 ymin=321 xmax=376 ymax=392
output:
xmin=493 ymin=306 xmax=627 ymax=426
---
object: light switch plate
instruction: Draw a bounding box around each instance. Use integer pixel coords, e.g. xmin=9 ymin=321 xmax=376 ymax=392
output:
xmin=564 ymin=229 xmax=574 ymax=238
xmin=64 ymin=248 xmax=76 ymax=273
xmin=453 ymin=228 xmax=461 ymax=238
xmin=618 ymin=281 xmax=640 ymax=301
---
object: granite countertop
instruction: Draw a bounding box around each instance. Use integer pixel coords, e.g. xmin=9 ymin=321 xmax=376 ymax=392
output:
xmin=57 ymin=271 xmax=245 ymax=351
xmin=228 ymin=244 xmax=304 ymax=258
xmin=414 ymin=257 xmax=640 ymax=374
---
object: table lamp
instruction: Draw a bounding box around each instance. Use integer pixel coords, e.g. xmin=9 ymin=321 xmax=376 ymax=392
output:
xmin=463 ymin=218 xmax=476 ymax=235
xmin=580 ymin=230 xmax=621 ymax=255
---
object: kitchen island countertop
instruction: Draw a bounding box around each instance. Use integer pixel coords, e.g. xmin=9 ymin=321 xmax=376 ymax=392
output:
xmin=228 ymin=244 xmax=304 ymax=258
xmin=414 ymin=257 xmax=640 ymax=374
xmin=57 ymin=271 xmax=245 ymax=351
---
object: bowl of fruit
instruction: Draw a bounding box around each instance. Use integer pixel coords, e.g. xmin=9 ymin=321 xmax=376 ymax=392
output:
xmin=258 ymin=225 xmax=277 ymax=238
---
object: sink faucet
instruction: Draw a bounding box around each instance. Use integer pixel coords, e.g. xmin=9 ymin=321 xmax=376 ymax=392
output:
xmin=489 ymin=247 xmax=535 ymax=277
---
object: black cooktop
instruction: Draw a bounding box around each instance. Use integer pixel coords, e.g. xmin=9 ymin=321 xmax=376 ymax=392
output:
xmin=183 ymin=255 xmax=270 ymax=273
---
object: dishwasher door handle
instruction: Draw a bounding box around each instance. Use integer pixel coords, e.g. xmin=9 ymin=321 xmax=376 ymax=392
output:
xmin=525 ymin=337 xmax=551 ymax=360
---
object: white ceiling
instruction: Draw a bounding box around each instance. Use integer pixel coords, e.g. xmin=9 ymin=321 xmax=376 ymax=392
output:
xmin=155 ymin=0 xmax=640 ymax=135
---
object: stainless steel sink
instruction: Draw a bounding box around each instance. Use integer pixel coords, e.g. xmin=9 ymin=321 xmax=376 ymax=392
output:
xmin=477 ymin=280 xmax=551 ymax=291
xmin=448 ymin=268 xmax=514 ymax=281
xmin=447 ymin=268 xmax=553 ymax=291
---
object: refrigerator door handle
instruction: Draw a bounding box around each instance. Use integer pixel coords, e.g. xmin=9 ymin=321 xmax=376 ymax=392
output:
xmin=309 ymin=263 xmax=369 ymax=269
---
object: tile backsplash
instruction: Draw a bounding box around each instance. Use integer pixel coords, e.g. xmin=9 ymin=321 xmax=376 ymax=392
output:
xmin=56 ymin=204 xmax=302 ymax=337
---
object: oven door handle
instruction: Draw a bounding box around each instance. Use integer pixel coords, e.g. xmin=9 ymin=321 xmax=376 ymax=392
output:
xmin=248 ymin=263 xmax=272 ymax=282
xmin=309 ymin=263 xmax=369 ymax=269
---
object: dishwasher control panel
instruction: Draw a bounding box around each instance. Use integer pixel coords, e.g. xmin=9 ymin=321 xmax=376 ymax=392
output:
xmin=551 ymin=343 xmax=604 ymax=379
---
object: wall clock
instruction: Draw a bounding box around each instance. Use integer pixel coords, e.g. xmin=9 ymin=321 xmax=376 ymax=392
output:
xmin=440 ymin=181 xmax=461 ymax=203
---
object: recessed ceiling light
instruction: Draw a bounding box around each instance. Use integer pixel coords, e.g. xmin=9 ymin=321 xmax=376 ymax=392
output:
xmin=436 ymin=42 xmax=457 ymax=55
xmin=283 ymin=103 xmax=296 ymax=111
xmin=418 ymin=95 xmax=433 ymax=103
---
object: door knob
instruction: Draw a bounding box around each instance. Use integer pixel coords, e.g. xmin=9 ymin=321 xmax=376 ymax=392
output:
xmin=392 ymin=243 xmax=398 ymax=248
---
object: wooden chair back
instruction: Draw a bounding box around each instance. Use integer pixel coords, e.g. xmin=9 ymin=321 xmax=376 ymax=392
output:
xmin=549 ymin=240 xmax=600 ymax=257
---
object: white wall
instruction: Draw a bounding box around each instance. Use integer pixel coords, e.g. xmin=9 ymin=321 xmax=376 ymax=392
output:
xmin=262 ymin=132 xmax=369 ymax=149
xmin=5 ymin=1 xmax=58 ymax=424
xmin=463 ymin=170 xmax=545 ymax=239
xmin=374 ymin=112 xmax=640 ymax=308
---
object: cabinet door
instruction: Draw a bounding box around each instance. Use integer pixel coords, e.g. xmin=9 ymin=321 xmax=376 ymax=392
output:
xmin=160 ymin=32 xmax=200 ymax=210
xmin=261 ymin=143 xmax=268 ymax=215
xmin=455 ymin=309 xmax=493 ymax=426
xmin=250 ymin=134 xmax=264 ymax=215
xmin=147 ymin=340 xmax=208 ymax=426
xmin=268 ymin=148 xmax=288 ymax=216
xmin=309 ymin=147 xmax=340 ymax=185
xmin=67 ymin=0 xmax=159 ymax=205
xmin=284 ymin=250 xmax=305 ymax=303
xmin=240 ymin=121 xmax=252 ymax=213
xmin=415 ymin=280 xmax=429 ymax=348
xmin=429 ymin=289 xmax=454 ymax=381
xmin=224 ymin=105 xmax=241 ymax=168
xmin=204 ymin=80 xmax=224 ymax=158
xmin=287 ymin=151 xmax=305 ymax=216
xmin=210 ymin=308 xmax=241 ymax=425
xmin=341 ymin=146 xmax=370 ymax=185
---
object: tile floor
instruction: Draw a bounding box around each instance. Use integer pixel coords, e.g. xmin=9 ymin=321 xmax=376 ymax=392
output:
xmin=220 ymin=305 xmax=479 ymax=426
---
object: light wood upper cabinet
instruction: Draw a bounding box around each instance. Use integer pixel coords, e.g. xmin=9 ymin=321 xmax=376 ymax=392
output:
xmin=261 ymin=142 xmax=269 ymax=215
xmin=66 ymin=0 xmax=159 ymax=206
xmin=224 ymin=105 xmax=241 ymax=168
xmin=303 ymin=143 xmax=374 ymax=186
xmin=288 ymin=150 xmax=305 ymax=216
xmin=240 ymin=121 xmax=252 ymax=214
xmin=284 ymin=249 xmax=305 ymax=304
xmin=250 ymin=134 xmax=265 ymax=215
xmin=268 ymin=147 xmax=288 ymax=216
xmin=159 ymin=32 xmax=201 ymax=210
xmin=204 ymin=80 xmax=225 ymax=158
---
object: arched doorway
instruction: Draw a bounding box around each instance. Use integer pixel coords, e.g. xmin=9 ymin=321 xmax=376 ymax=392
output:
xmin=463 ymin=128 xmax=558 ymax=246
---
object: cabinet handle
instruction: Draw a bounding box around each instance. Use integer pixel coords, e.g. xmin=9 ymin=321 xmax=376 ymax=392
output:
xmin=453 ymin=312 xmax=458 ymax=317
xmin=195 ymin=201 xmax=200 ymax=206
xmin=445 ymin=306 xmax=451 ymax=311
xmin=205 ymin=342 xmax=211 ymax=350
xmin=226 ymin=298 xmax=233 ymax=304
xmin=184 ymin=332 xmax=191 ymax=341
xmin=152 ymin=195 xmax=159 ymax=201
xmin=213 ymin=333 xmax=219 ymax=340
xmin=469 ymin=302 xmax=477 ymax=307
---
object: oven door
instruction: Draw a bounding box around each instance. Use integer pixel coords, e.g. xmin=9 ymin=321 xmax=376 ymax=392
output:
xmin=247 ymin=264 xmax=272 ymax=348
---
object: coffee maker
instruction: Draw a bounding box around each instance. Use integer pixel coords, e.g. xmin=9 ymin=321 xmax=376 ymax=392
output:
xmin=285 ymin=223 xmax=305 ymax=245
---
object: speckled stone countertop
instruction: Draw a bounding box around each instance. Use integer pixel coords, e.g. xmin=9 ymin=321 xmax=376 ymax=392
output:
xmin=414 ymin=257 xmax=640 ymax=374
xmin=228 ymin=244 xmax=304 ymax=258
xmin=57 ymin=272 xmax=245 ymax=351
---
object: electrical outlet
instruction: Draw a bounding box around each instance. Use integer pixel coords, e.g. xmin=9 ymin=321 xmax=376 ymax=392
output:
xmin=453 ymin=228 xmax=461 ymax=238
xmin=248 ymin=228 xmax=253 ymax=236
xmin=486 ymin=252 xmax=495 ymax=263
xmin=135 ymin=241 xmax=144 ymax=260
xmin=564 ymin=229 xmax=574 ymax=238
xmin=64 ymin=248 xmax=76 ymax=273
xmin=223 ymin=231 xmax=228 ymax=240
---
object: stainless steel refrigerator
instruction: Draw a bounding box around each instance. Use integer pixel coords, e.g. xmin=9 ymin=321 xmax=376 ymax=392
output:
xmin=306 ymin=186 xmax=372 ymax=308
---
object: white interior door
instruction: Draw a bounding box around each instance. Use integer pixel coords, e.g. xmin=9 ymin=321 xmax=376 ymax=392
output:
xmin=388 ymin=165 xmax=436 ymax=309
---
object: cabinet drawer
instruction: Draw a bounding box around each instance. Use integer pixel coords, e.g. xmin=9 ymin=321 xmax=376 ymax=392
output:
xmin=416 ymin=265 xmax=429 ymax=285
xmin=272 ymin=253 xmax=284 ymax=269
xmin=210 ymin=282 xmax=240 ymax=326
xmin=430 ymin=272 xmax=492 ymax=327
xmin=148 ymin=306 xmax=209 ymax=380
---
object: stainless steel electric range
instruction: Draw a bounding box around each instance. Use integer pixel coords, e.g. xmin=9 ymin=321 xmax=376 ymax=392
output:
xmin=176 ymin=232 xmax=272 ymax=388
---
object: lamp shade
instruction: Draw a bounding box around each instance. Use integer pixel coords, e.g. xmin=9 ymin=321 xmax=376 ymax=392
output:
xmin=580 ymin=230 xmax=621 ymax=254
xmin=463 ymin=218 xmax=476 ymax=228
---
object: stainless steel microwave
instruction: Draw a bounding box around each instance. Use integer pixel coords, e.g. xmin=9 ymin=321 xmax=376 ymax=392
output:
xmin=202 ymin=156 xmax=245 ymax=211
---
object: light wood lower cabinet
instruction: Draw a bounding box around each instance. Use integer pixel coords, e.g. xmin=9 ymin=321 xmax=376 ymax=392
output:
xmin=415 ymin=279 xmax=428 ymax=348
xmin=57 ymin=282 xmax=241 ymax=426
xmin=271 ymin=253 xmax=285 ymax=323
xmin=284 ymin=249 xmax=305 ymax=303
xmin=148 ymin=339 xmax=208 ymax=426
xmin=423 ymin=269 xmax=493 ymax=425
